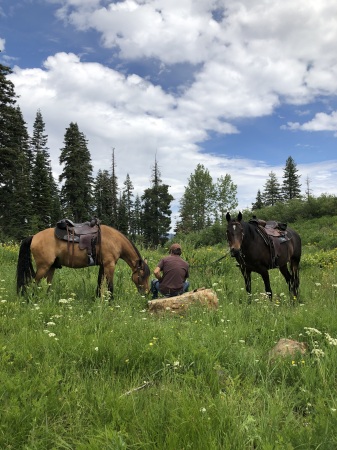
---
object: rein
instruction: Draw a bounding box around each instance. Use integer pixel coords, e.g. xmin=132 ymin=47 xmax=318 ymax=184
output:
xmin=189 ymin=252 xmax=230 ymax=269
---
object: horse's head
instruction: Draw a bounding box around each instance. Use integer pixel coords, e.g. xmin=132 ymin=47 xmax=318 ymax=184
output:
xmin=132 ymin=258 xmax=151 ymax=295
xmin=226 ymin=212 xmax=244 ymax=257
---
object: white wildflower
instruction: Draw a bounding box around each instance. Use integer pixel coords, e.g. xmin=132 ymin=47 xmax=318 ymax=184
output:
xmin=311 ymin=348 xmax=325 ymax=358
xmin=304 ymin=327 xmax=322 ymax=336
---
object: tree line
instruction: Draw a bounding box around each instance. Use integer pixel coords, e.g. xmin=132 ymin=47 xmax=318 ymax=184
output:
xmin=0 ymin=61 xmax=328 ymax=246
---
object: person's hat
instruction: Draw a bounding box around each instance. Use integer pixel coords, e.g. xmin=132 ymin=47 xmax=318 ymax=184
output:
xmin=170 ymin=243 xmax=181 ymax=252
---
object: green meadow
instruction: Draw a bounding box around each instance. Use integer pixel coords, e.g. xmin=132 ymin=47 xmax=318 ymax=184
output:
xmin=1 ymin=220 xmax=337 ymax=449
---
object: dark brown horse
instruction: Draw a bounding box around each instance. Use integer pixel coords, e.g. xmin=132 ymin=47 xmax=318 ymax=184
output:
xmin=16 ymin=225 xmax=150 ymax=298
xmin=226 ymin=212 xmax=301 ymax=300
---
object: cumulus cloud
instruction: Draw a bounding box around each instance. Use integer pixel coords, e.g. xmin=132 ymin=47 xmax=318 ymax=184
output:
xmin=283 ymin=111 xmax=337 ymax=133
xmin=5 ymin=0 xmax=337 ymax=220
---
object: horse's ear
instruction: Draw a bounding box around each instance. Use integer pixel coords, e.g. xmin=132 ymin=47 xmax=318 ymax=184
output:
xmin=143 ymin=258 xmax=148 ymax=264
xmin=238 ymin=211 xmax=243 ymax=222
xmin=226 ymin=212 xmax=231 ymax=222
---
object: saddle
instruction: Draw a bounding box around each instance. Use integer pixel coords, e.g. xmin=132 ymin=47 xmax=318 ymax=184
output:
xmin=55 ymin=217 xmax=101 ymax=266
xmin=249 ymin=217 xmax=290 ymax=268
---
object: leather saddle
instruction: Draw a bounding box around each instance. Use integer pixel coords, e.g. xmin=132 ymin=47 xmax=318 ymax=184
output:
xmin=55 ymin=218 xmax=101 ymax=266
xmin=249 ymin=217 xmax=291 ymax=268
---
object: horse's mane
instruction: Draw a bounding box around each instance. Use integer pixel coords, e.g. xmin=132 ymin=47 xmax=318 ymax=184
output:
xmin=243 ymin=220 xmax=257 ymax=240
xmin=109 ymin=225 xmax=147 ymax=267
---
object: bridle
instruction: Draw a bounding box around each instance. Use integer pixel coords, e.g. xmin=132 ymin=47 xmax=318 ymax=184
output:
xmin=226 ymin=220 xmax=244 ymax=245
xmin=133 ymin=260 xmax=148 ymax=290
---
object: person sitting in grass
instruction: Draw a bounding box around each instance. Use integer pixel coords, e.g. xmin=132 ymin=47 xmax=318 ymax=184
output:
xmin=151 ymin=243 xmax=190 ymax=299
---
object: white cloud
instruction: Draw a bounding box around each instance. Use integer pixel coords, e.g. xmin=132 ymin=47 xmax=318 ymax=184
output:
xmin=283 ymin=111 xmax=337 ymax=132
xmin=6 ymin=0 xmax=337 ymax=224
xmin=0 ymin=38 xmax=5 ymax=52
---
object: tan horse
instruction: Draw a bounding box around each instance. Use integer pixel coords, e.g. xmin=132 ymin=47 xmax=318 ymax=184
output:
xmin=16 ymin=225 xmax=150 ymax=298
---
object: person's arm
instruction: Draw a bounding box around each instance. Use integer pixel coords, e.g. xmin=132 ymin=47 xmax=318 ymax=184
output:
xmin=153 ymin=266 xmax=162 ymax=281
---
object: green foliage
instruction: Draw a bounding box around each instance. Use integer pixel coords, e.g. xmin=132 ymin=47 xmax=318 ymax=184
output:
xmin=177 ymin=164 xmax=238 ymax=232
xmin=249 ymin=195 xmax=335 ymax=221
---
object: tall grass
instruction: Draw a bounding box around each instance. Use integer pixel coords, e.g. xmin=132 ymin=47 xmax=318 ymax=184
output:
xmin=1 ymin=240 xmax=337 ymax=449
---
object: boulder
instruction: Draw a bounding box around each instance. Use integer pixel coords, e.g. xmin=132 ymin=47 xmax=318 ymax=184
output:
xmin=269 ymin=338 xmax=307 ymax=361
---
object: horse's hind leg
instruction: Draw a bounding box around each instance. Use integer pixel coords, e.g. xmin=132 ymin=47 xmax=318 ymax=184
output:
xmin=290 ymin=260 xmax=300 ymax=299
xmin=35 ymin=265 xmax=55 ymax=285
xmin=279 ymin=263 xmax=300 ymax=301
xmin=279 ymin=265 xmax=291 ymax=293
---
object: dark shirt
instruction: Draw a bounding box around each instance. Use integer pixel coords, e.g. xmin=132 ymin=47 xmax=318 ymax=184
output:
xmin=157 ymin=255 xmax=189 ymax=295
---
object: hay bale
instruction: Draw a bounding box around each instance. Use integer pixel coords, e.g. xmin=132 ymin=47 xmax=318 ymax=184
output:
xmin=148 ymin=287 xmax=218 ymax=314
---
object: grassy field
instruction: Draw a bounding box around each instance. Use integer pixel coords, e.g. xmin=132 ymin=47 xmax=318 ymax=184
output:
xmin=1 ymin=233 xmax=337 ymax=449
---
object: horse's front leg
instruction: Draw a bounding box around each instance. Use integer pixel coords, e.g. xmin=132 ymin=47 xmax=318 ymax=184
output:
xmin=96 ymin=265 xmax=104 ymax=297
xmin=260 ymin=270 xmax=272 ymax=299
xmin=240 ymin=265 xmax=252 ymax=294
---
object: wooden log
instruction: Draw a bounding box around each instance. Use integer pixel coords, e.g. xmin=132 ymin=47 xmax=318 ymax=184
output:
xmin=148 ymin=287 xmax=218 ymax=314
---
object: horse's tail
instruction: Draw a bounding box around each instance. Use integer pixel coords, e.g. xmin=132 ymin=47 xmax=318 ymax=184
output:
xmin=16 ymin=236 xmax=35 ymax=294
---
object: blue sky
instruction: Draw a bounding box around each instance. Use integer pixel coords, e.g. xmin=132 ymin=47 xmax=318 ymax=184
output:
xmin=1 ymin=0 xmax=337 ymax=219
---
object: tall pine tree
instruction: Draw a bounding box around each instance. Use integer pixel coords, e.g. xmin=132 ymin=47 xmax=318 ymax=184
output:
xmin=30 ymin=110 xmax=60 ymax=231
xmin=252 ymin=189 xmax=264 ymax=210
xmin=110 ymin=148 xmax=119 ymax=227
xmin=59 ymin=122 xmax=93 ymax=222
xmin=0 ymin=63 xmax=32 ymax=239
xmin=141 ymin=158 xmax=173 ymax=246
xmin=262 ymin=171 xmax=283 ymax=206
xmin=94 ymin=169 xmax=113 ymax=224
xmin=282 ymin=156 xmax=302 ymax=201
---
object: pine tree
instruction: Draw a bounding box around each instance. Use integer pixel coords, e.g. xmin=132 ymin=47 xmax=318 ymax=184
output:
xmin=141 ymin=158 xmax=173 ymax=246
xmin=132 ymin=194 xmax=142 ymax=237
xmin=94 ymin=169 xmax=113 ymax=224
xmin=59 ymin=122 xmax=94 ymax=222
xmin=122 ymin=173 xmax=134 ymax=234
xmin=4 ymin=107 xmax=32 ymax=239
xmin=110 ymin=148 xmax=119 ymax=227
xmin=30 ymin=110 xmax=60 ymax=231
xmin=117 ymin=192 xmax=128 ymax=235
xmin=252 ymin=189 xmax=264 ymax=210
xmin=177 ymin=164 xmax=215 ymax=232
xmin=0 ymin=64 xmax=20 ymax=238
xmin=262 ymin=171 xmax=283 ymax=206
xmin=282 ymin=156 xmax=302 ymax=201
